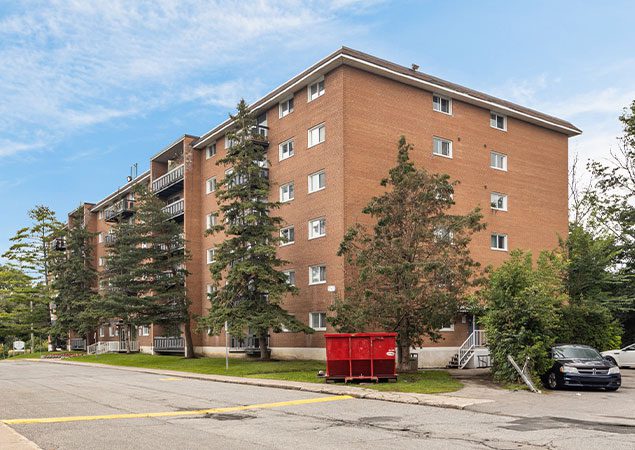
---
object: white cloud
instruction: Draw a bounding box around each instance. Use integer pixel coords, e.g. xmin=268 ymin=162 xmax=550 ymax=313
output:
xmin=0 ymin=0 xmax=379 ymax=157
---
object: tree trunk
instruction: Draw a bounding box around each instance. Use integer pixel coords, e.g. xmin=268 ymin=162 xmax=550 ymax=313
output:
xmin=259 ymin=330 xmax=270 ymax=361
xmin=183 ymin=316 xmax=195 ymax=359
xmin=126 ymin=324 xmax=131 ymax=354
xmin=397 ymin=335 xmax=414 ymax=373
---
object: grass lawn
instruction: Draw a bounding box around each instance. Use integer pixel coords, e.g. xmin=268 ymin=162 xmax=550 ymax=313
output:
xmin=67 ymin=353 xmax=462 ymax=394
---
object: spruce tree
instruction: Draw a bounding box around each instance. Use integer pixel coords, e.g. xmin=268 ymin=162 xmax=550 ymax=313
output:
xmin=2 ymin=205 xmax=64 ymax=351
xmin=99 ymin=186 xmax=193 ymax=356
xmin=331 ymin=137 xmax=484 ymax=371
xmin=202 ymin=99 xmax=311 ymax=360
xmin=49 ymin=214 xmax=99 ymax=343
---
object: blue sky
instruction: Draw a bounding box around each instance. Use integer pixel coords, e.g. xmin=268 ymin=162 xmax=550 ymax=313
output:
xmin=1 ymin=0 xmax=634 ymax=254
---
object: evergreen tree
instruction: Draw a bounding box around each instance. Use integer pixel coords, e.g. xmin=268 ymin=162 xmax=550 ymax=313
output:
xmin=49 ymin=214 xmax=99 ymax=342
xmin=100 ymin=185 xmax=194 ymax=356
xmin=202 ymin=99 xmax=311 ymax=360
xmin=331 ymin=137 xmax=484 ymax=371
xmin=2 ymin=205 xmax=64 ymax=351
xmin=0 ymin=265 xmax=49 ymax=346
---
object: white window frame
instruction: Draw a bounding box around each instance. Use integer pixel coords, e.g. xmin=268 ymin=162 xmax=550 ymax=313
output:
xmin=206 ymin=284 xmax=216 ymax=296
xmin=490 ymin=233 xmax=508 ymax=251
xmin=283 ymin=270 xmax=296 ymax=286
xmin=308 ymin=218 xmax=326 ymax=240
xmin=98 ymin=232 xmax=103 ymax=243
xmin=206 ymin=142 xmax=217 ymax=159
xmin=280 ymin=226 xmax=295 ymax=246
xmin=207 ymin=248 xmax=216 ymax=264
xmin=433 ymin=94 xmax=452 ymax=115
xmin=439 ymin=323 xmax=455 ymax=332
xmin=308 ymin=170 xmax=326 ymax=193
xmin=206 ymin=177 xmax=217 ymax=194
xmin=280 ymin=182 xmax=295 ymax=202
xmin=490 ymin=151 xmax=508 ymax=171
xmin=490 ymin=111 xmax=507 ymax=131
xmin=307 ymin=77 xmax=325 ymax=102
xmin=139 ymin=325 xmax=150 ymax=337
xmin=432 ymin=137 xmax=453 ymax=159
xmin=279 ymin=139 xmax=295 ymax=161
xmin=99 ymin=326 xmax=104 ymax=338
xmin=309 ymin=265 xmax=326 ymax=285
xmin=206 ymin=213 xmax=216 ymax=230
xmin=98 ymin=257 xmax=105 ymax=267
xmin=310 ymin=312 xmax=327 ymax=331
xmin=279 ymin=97 xmax=294 ymax=118
xmin=490 ymin=192 xmax=508 ymax=211
xmin=307 ymin=123 xmax=325 ymax=148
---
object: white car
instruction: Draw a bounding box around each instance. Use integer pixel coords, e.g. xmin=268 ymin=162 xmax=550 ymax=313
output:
xmin=602 ymin=343 xmax=635 ymax=368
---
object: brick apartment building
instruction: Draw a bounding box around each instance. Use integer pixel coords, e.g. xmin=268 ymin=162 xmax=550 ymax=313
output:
xmin=68 ymin=47 xmax=580 ymax=367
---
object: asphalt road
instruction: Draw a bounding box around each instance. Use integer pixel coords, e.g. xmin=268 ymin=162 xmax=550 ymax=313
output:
xmin=1 ymin=361 xmax=634 ymax=450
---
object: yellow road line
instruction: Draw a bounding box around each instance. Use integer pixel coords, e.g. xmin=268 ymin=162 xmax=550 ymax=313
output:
xmin=2 ymin=395 xmax=353 ymax=425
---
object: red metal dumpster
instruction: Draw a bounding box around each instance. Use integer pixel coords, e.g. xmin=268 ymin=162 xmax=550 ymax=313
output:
xmin=325 ymin=332 xmax=397 ymax=382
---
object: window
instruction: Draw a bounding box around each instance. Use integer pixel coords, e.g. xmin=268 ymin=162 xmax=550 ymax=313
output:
xmin=308 ymin=218 xmax=326 ymax=239
xmin=206 ymin=284 xmax=216 ymax=296
xmin=439 ymin=323 xmax=455 ymax=332
xmin=98 ymin=232 xmax=103 ymax=243
xmin=138 ymin=325 xmax=150 ymax=337
xmin=434 ymin=227 xmax=453 ymax=243
xmin=280 ymin=226 xmax=295 ymax=245
xmin=433 ymin=94 xmax=452 ymax=114
xmin=206 ymin=142 xmax=217 ymax=159
xmin=491 ymin=233 xmax=508 ymax=251
xmin=99 ymin=326 xmax=104 ymax=338
xmin=490 ymin=112 xmax=507 ymax=131
xmin=490 ymin=192 xmax=508 ymax=211
xmin=307 ymin=78 xmax=325 ymax=101
xmin=98 ymin=257 xmax=105 ymax=267
xmin=206 ymin=213 xmax=217 ymax=230
xmin=207 ymin=248 xmax=216 ymax=264
xmin=206 ymin=177 xmax=217 ymax=194
xmin=310 ymin=312 xmax=327 ymax=331
xmin=308 ymin=170 xmax=326 ymax=193
xmin=490 ymin=151 xmax=507 ymax=171
xmin=279 ymin=97 xmax=294 ymax=118
xmin=279 ymin=139 xmax=294 ymax=161
xmin=283 ymin=270 xmax=296 ymax=286
xmin=433 ymin=137 xmax=452 ymax=158
xmin=309 ymin=265 xmax=326 ymax=285
xmin=308 ymin=123 xmax=325 ymax=147
xmin=280 ymin=182 xmax=295 ymax=202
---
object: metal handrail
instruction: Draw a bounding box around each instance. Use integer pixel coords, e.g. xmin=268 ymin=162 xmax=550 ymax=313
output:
xmin=458 ymin=330 xmax=487 ymax=368
xmin=152 ymin=164 xmax=184 ymax=193
xmin=104 ymin=199 xmax=134 ymax=221
xmin=162 ymin=199 xmax=184 ymax=219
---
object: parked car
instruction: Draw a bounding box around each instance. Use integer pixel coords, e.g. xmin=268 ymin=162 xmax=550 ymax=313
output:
xmin=542 ymin=344 xmax=621 ymax=391
xmin=601 ymin=343 xmax=635 ymax=368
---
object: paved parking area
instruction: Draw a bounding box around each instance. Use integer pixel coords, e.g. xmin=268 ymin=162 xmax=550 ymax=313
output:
xmin=1 ymin=361 xmax=634 ymax=449
xmin=448 ymin=368 xmax=635 ymax=426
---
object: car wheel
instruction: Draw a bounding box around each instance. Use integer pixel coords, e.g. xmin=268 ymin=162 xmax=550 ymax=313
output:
xmin=605 ymin=386 xmax=619 ymax=392
xmin=545 ymin=371 xmax=560 ymax=390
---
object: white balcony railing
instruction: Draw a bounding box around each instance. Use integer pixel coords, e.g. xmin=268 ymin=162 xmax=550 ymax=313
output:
xmin=162 ymin=199 xmax=184 ymax=219
xmin=152 ymin=164 xmax=184 ymax=193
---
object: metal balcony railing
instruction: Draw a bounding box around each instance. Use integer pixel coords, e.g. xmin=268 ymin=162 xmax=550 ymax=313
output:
xmin=162 ymin=199 xmax=184 ymax=219
xmin=152 ymin=164 xmax=184 ymax=194
xmin=104 ymin=199 xmax=134 ymax=222
xmin=153 ymin=336 xmax=184 ymax=354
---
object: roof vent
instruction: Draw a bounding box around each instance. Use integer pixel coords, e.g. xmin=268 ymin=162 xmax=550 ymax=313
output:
xmin=411 ymin=63 xmax=419 ymax=71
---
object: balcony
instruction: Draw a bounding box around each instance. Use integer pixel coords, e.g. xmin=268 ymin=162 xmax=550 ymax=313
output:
xmin=104 ymin=233 xmax=117 ymax=245
xmin=153 ymin=336 xmax=184 ymax=354
xmin=152 ymin=164 xmax=184 ymax=197
xmin=104 ymin=199 xmax=134 ymax=222
xmin=249 ymin=125 xmax=269 ymax=147
xmin=162 ymin=199 xmax=184 ymax=220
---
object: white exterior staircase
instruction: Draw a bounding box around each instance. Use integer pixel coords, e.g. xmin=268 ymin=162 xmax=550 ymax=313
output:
xmin=87 ymin=341 xmax=139 ymax=355
xmin=447 ymin=330 xmax=488 ymax=369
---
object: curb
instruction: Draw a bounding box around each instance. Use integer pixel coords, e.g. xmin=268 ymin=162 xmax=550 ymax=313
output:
xmin=0 ymin=422 xmax=41 ymax=450
xmin=17 ymin=358 xmax=493 ymax=410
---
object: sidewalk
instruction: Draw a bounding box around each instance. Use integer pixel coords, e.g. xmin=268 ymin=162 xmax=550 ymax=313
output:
xmin=0 ymin=423 xmax=40 ymax=450
xmin=23 ymin=358 xmax=493 ymax=410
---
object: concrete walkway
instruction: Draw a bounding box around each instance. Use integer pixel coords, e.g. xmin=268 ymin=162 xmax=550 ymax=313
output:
xmin=0 ymin=423 xmax=40 ymax=450
xmin=22 ymin=358 xmax=493 ymax=410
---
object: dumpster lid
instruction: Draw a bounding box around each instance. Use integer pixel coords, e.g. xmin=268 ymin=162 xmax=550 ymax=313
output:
xmin=324 ymin=332 xmax=397 ymax=338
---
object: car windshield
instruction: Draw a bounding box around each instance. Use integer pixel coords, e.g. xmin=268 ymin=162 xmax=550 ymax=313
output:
xmin=553 ymin=347 xmax=601 ymax=360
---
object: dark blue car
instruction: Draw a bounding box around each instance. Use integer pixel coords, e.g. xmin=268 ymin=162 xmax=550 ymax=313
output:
xmin=542 ymin=344 xmax=621 ymax=391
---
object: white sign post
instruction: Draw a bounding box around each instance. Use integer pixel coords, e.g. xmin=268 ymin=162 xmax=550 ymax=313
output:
xmin=13 ymin=341 xmax=25 ymax=353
